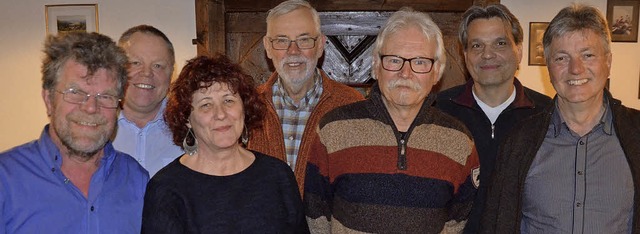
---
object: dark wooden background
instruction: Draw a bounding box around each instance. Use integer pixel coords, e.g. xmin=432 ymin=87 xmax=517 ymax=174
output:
xmin=194 ymin=0 xmax=500 ymax=93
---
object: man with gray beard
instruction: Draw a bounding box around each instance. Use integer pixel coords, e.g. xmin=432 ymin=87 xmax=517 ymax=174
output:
xmin=0 ymin=32 xmax=149 ymax=233
xmin=304 ymin=7 xmax=479 ymax=233
xmin=247 ymin=0 xmax=363 ymax=194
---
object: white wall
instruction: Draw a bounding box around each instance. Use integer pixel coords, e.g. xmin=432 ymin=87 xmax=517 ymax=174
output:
xmin=503 ymin=0 xmax=640 ymax=109
xmin=0 ymin=0 xmax=196 ymax=151
xmin=1 ymin=0 xmax=639 ymax=151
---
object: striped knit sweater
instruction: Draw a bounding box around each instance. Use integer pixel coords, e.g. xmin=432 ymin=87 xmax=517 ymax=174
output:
xmin=304 ymin=84 xmax=480 ymax=234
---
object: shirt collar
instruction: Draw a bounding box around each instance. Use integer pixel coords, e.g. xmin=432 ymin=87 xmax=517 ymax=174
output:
xmin=550 ymin=96 xmax=612 ymax=137
xmin=274 ymin=69 xmax=322 ymax=109
xmin=118 ymin=98 xmax=167 ymax=125
xmin=452 ymin=78 xmax=535 ymax=109
xmin=38 ymin=124 xmax=117 ymax=174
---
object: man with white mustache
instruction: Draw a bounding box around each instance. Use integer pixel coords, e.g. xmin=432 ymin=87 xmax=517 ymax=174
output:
xmin=113 ymin=25 xmax=183 ymax=176
xmin=481 ymin=4 xmax=640 ymax=233
xmin=433 ymin=4 xmax=552 ymax=232
xmin=247 ymin=0 xmax=363 ymax=194
xmin=304 ymin=8 xmax=479 ymax=233
xmin=0 ymin=32 xmax=149 ymax=233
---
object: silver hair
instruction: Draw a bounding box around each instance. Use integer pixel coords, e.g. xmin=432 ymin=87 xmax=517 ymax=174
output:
xmin=372 ymin=7 xmax=446 ymax=80
xmin=266 ymin=0 xmax=321 ymax=35
xmin=543 ymin=3 xmax=612 ymax=63
xmin=459 ymin=3 xmax=523 ymax=50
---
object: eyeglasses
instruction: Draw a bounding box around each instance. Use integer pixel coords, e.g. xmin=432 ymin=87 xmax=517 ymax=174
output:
xmin=380 ymin=55 xmax=435 ymax=73
xmin=268 ymin=37 xmax=319 ymax=50
xmin=56 ymin=88 xmax=120 ymax=109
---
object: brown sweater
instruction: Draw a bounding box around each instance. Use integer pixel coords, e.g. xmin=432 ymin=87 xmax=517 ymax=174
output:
xmin=247 ymin=70 xmax=364 ymax=195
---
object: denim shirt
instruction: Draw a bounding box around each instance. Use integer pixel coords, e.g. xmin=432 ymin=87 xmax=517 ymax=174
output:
xmin=0 ymin=125 xmax=149 ymax=233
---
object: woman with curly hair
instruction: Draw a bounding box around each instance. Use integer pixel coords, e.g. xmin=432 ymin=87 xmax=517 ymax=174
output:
xmin=141 ymin=55 xmax=308 ymax=233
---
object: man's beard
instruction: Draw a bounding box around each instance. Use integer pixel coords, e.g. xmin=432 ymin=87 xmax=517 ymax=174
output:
xmin=53 ymin=111 xmax=111 ymax=161
xmin=276 ymin=55 xmax=317 ymax=93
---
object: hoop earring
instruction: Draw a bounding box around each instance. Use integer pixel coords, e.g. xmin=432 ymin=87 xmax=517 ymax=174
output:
xmin=241 ymin=126 xmax=249 ymax=146
xmin=183 ymin=128 xmax=198 ymax=156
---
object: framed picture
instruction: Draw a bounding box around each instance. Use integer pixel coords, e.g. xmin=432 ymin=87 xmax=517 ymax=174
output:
xmin=607 ymin=0 xmax=639 ymax=42
xmin=45 ymin=4 xmax=98 ymax=35
xmin=528 ymin=22 xmax=549 ymax=66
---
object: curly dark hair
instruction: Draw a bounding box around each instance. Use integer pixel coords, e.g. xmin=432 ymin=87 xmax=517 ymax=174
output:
xmin=165 ymin=55 xmax=265 ymax=148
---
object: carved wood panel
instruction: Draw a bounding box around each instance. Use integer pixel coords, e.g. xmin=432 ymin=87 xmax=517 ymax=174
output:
xmin=195 ymin=0 xmax=500 ymax=92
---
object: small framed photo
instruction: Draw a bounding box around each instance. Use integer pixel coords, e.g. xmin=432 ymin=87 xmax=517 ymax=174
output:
xmin=528 ymin=22 xmax=549 ymax=66
xmin=607 ymin=0 xmax=639 ymax=42
xmin=45 ymin=4 xmax=99 ymax=35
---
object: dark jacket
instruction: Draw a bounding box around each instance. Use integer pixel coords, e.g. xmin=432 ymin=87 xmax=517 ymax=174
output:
xmin=480 ymin=90 xmax=640 ymax=233
xmin=434 ymin=78 xmax=552 ymax=233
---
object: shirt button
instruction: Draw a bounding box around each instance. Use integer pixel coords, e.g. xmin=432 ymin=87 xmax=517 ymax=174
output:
xmin=288 ymin=136 xmax=294 ymax=141
xmin=576 ymin=202 xmax=582 ymax=207
xmin=90 ymin=206 xmax=95 ymax=211
xmin=577 ymin=171 xmax=584 ymax=175
xmin=579 ymin=141 xmax=585 ymax=145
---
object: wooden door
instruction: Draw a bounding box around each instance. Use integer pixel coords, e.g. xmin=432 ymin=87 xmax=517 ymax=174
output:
xmin=194 ymin=0 xmax=499 ymax=92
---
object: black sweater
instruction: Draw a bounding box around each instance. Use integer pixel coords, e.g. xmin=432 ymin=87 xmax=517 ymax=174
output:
xmin=142 ymin=151 xmax=309 ymax=234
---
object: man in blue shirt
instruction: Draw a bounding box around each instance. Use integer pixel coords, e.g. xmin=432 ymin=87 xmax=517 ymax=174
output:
xmin=113 ymin=25 xmax=183 ymax=176
xmin=0 ymin=32 xmax=149 ymax=233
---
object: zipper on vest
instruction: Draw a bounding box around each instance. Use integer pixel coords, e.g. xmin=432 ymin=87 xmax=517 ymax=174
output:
xmin=491 ymin=124 xmax=495 ymax=139
xmin=398 ymin=139 xmax=407 ymax=170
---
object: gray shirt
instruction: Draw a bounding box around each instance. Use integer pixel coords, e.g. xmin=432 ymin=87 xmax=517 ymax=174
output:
xmin=521 ymin=99 xmax=633 ymax=234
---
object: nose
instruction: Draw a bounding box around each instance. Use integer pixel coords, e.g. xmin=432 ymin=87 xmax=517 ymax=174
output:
xmin=399 ymin=61 xmax=413 ymax=78
xmin=140 ymin=64 xmax=153 ymax=77
xmin=569 ymin=57 xmax=585 ymax=75
xmin=213 ymin=105 xmax=227 ymax=120
xmin=79 ymin=96 xmax=99 ymax=113
xmin=286 ymin=41 xmax=301 ymax=55
xmin=481 ymin=46 xmax=496 ymax=59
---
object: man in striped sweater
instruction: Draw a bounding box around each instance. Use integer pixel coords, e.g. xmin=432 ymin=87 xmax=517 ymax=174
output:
xmin=304 ymin=7 xmax=480 ymax=234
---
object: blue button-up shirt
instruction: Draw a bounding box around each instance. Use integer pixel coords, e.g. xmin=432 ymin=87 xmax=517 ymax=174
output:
xmin=0 ymin=125 xmax=149 ymax=233
xmin=113 ymin=99 xmax=183 ymax=176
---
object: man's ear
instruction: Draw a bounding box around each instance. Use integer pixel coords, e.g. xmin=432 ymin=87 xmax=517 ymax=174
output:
xmin=263 ymin=36 xmax=273 ymax=59
xmin=42 ymin=89 xmax=53 ymax=116
xmin=315 ymin=34 xmax=327 ymax=59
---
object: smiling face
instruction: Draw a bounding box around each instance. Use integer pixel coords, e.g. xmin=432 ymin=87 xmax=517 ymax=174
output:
xmin=547 ymin=29 xmax=611 ymax=106
xmin=187 ymin=82 xmax=245 ymax=151
xmin=121 ymin=32 xmax=173 ymax=116
xmin=375 ymin=26 xmax=440 ymax=111
xmin=264 ymin=8 xmax=325 ymax=94
xmin=43 ymin=59 xmax=119 ymax=158
xmin=464 ymin=17 xmax=522 ymax=88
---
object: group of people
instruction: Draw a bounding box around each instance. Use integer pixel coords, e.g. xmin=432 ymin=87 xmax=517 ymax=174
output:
xmin=1 ymin=0 xmax=639 ymax=233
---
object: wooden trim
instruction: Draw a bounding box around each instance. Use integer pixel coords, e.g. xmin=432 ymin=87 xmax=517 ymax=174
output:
xmin=195 ymin=0 xmax=225 ymax=56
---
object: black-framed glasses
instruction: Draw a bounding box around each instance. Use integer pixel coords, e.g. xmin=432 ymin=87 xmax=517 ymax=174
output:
xmin=268 ymin=37 xmax=319 ymax=50
xmin=56 ymin=88 xmax=120 ymax=109
xmin=380 ymin=55 xmax=435 ymax=73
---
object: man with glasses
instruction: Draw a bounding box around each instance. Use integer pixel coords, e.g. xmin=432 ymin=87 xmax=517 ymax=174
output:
xmin=304 ymin=8 xmax=479 ymax=233
xmin=248 ymin=0 xmax=363 ymax=194
xmin=433 ymin=4 xmax=552 ymax=232
xmin=0 ymin=32 xmax=148 ymax=233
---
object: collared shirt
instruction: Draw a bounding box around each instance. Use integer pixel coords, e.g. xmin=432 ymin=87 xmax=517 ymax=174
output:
xmin=522 ymin=98 xmax=632 ymax=233
xmin=0 ymin=125 xmax=149 ymax=233
xmin=272 ymin=69 xmax=323 ymax=170
xmin=113 ymin=99 xmax=183 ymax=176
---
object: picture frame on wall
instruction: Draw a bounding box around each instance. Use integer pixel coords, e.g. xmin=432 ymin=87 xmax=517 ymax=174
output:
xmin=528 ymin=22 xmax=549 ymax=66
xmin=607 ymin=0 xmax=639 ymax=42
xmin=45 ymin=4 xmax=98 ymax=35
